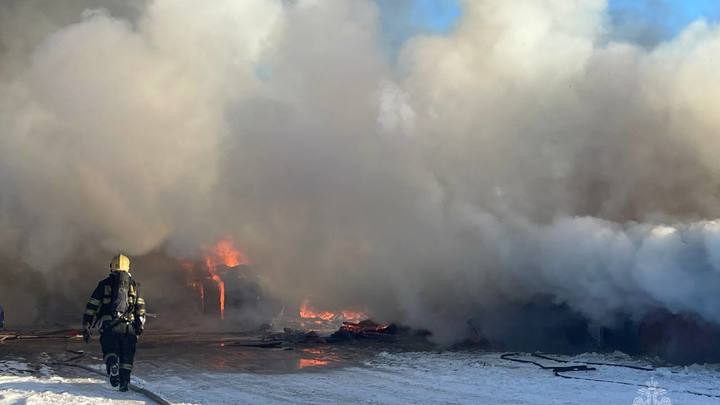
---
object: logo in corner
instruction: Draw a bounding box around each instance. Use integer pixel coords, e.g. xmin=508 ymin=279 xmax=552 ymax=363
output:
xmin=633 ymin=377 xmax=671 ymax=405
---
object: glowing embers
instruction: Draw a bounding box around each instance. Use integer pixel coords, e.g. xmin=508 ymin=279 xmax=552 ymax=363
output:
xmin=329 ymin=320 xmax=397 ymax=342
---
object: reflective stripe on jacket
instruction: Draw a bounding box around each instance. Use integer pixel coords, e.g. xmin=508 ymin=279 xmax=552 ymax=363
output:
xmin=82 ymin=274 xmax=146 ymax=328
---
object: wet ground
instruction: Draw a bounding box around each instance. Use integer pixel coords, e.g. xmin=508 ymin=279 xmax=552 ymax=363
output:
xmin=0 ymin=329 xmax=432 ymax=376
xmin=3 ymin=330 xmax=720 ymax=404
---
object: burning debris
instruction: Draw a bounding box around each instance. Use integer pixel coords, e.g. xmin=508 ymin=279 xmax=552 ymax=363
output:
xmin=262 ymin=319 xmax=424 ymax=347
xmin=329 ymin=320 xmax=398 ymax=342
xmin=298 ymin=300 xmax=368 ymax=325
xmin=203 ymin=239 xmax=248 ymax=320
xmin=263 ymin=316 xmax=413 ymax=346
xmin=179 ymin=243 xmax=377 ymax=334
xmin=298 ymin=300 xmax=335 ymax=322
xmin=181 ymin=238 xmax=276 ymax=324
xmin=294 ymin=300 xmax=411 ymax=342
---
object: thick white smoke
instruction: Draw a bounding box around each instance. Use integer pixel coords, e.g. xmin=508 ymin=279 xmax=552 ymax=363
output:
xmin=2 ymin=0 xmax=720 ymax=346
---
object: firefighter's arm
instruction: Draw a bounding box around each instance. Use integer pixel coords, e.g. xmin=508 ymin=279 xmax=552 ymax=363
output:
xmin=82 ymin=282 xmax=104 ymax=329
xmin=134 ymin=285 xmax=146 ymax=335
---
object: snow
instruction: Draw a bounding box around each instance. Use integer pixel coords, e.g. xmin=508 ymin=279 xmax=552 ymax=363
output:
xmin=0 ymin=374 xmax=147 ymax=404
xmin=2 ymin=352 xmax=720 ymax=404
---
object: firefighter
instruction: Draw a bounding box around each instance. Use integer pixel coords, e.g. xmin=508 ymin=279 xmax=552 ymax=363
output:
xmin=82 ymin=254 xmax=146 ymax=392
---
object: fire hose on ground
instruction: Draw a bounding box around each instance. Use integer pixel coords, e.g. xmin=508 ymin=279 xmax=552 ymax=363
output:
xmin=54 ymin=335 xmax=173 ymax=405
xmin=2 ymin=331 xmax=172 ymax=405
xmin=500 ymin=352 xmax=720 ymax=399
xmin=53 ymin=357 xmax=172 ymax=405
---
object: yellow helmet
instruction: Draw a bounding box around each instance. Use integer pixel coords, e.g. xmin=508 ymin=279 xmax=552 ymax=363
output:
xmin=110 ymin=254 xmax=131 ymax=272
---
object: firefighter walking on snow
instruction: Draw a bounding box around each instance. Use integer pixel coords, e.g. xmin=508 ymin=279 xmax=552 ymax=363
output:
xmin=82 ymin=254 xmax=146 ymax=392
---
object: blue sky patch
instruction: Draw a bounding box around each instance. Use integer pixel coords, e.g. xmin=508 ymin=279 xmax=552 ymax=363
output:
xmin=374 ymin=0 xmax=720 ymax=52
xmin=375 ymin=0 xmax=461 ymax=59
xmin=609 ymin=0 xmax=720 ymax=45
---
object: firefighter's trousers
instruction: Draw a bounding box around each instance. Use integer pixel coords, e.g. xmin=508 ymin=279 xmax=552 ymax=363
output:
xmin=100 ymin=321 xmax=137 ymax=383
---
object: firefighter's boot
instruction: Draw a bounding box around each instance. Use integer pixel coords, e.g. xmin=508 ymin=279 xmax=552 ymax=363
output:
xmin=119 ymin=369 xmax=130 ymax=392
xmin=106 ymin=354 xmax=120 ymax=387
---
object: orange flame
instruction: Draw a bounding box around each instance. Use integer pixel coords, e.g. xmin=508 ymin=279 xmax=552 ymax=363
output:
xmin=299 ymin=299 xmax=368 ymax=322
xmin=203 ymin=237 xmax=248 ymax=320
xmin=204 ymin=256 xmax=225 ymax=320
xmin=299 ymin=300 xmax=335 ymax=321
xmin=210 ymin=238 xmax=248 ymax=267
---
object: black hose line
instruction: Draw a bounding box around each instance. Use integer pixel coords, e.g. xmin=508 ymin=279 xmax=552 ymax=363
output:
xmin=2 ymin=335 xmax=171 ymax=404
xmin=532 ymin=352 xmax=654 ymax=371
xmin=500 ymin=353 xmax=595 ymax=371
xmin=55 ymin=362 xmax=172 ymax=405
xmin=501 ymin=352 xmax=720 ymax=399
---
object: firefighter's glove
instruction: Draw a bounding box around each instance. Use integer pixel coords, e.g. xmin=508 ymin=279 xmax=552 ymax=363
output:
xmin=82 ymin=328 xmax=92 ymax=343
xmin=134 ymin=318 xmax=144 ymax=336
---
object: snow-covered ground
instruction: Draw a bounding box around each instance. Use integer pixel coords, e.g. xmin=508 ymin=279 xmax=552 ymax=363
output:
xmin=2 ymin=352 xmax=719 ymax=404
xmin=0 ymin=360 xmax=148 ymax=404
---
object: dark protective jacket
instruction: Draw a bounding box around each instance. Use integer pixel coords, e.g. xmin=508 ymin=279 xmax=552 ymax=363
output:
xmin=83 ymin=272 xmax=146 ymax=331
